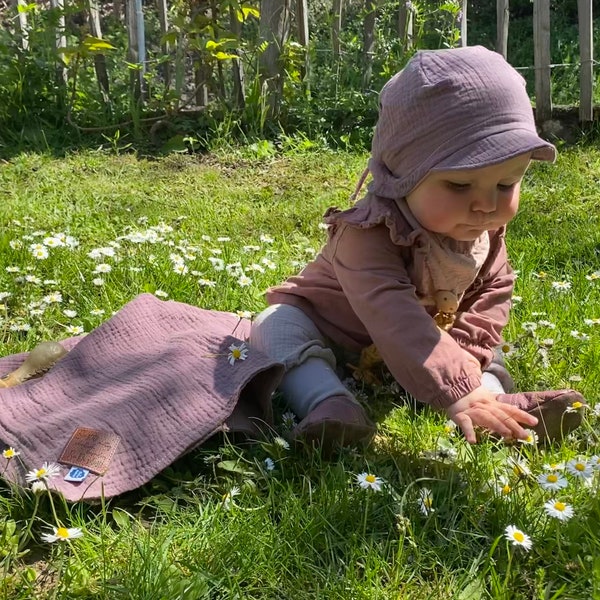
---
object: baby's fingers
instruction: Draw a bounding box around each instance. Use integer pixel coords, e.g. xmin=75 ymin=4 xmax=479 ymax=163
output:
xmin=451 ymin=413 xmax=477 ymax=444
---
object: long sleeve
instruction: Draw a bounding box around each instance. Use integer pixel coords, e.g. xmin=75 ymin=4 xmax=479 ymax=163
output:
xmin=330 ymin=223 xmax=482 ymax=409
xmin=449 ymin=229 xmax=515 ymax=368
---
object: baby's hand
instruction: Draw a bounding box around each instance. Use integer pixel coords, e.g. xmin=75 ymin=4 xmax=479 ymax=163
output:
xmin=445 ymin=386 xmax=538 ymax=444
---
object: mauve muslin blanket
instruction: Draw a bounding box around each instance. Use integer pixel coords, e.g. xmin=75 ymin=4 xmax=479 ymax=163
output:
xmin=0 ymin=294 xmax=284 ymax=501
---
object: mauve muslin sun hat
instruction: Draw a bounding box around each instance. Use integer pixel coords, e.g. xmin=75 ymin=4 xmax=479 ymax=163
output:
xmin=368 ymin=45 xmax=557 ymax=199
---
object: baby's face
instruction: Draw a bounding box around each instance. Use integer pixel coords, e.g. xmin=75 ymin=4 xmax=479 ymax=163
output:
xmin=405 ymin=154 xmax=531 ymax=241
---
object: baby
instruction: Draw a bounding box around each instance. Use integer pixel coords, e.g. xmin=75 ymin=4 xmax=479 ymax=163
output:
xmin=250 ymin=46 xmax=584 ymax=448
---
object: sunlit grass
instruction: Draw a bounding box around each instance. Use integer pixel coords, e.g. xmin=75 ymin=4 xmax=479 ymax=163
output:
xmin=1 ymin=145 xmax=600 ymax=598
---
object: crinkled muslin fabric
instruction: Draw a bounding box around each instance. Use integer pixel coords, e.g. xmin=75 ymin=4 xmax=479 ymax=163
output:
xmin=0 ymin=294 xmax=284 ymax=501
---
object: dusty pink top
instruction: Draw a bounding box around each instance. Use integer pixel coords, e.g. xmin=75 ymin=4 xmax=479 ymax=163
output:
xmin=267 ymin=194 xmax=515 ymax=409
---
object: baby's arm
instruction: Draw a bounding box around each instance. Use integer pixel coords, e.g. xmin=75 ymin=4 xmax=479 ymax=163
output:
xmin=450 ymin=228 xmax=515 ymax=367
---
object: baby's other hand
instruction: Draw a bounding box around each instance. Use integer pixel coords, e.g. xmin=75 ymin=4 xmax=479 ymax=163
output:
xmin=445 ymin=386 xmax=538 ymax=444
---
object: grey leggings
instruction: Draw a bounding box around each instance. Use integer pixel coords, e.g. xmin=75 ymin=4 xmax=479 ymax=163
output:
xmin=250 ymin=304 xmax=512 ymax=418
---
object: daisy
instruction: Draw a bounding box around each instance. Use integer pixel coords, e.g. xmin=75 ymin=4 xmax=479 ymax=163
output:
xmin=93 ymin=263 xmax=112 ymax=274
xmin=551 ymin=281 xmax=571 ymax=292
xmin=494 ymin=476 xmax=513 ymax=497
xmin=518 ymin=429 xmax=538 ymax=446
xmin=41 ymin=526 xmax=84 ymax=543
xmin=544 ymin=499 xmax=574 ymax=521
xmin=9 ymin=239 xmax=22 ymax=249
xmin=543 ymin=462 xmax=565 ymax=471
xmin=90 ymin=308 xmax=105 ymax=316
xmin=585 ymin=271 xmax=600 ymax=281
xmin=566 ymin=458 xmax=593 ymax=479
xmin=43 ymin=236 xmax=64 ymax=248
xmin=521 ymin=322 xmax=537 ymax=333
xmin=208 ymin=257 xmax=225 ymax=271
xmin=504 ymin=525 xmax=532 ymax=551
xmin=172 ymin=262 xmax=188 ymax=275
xmin=43 ymin=291 xmax=63 ymax=304
xmin=417 ymin=487 xmax=435 ymax=514
xmin=2 ymin=447 xmax=19 ymax=459
xmin=589 ymin=456 xmax=600 ymax=471
xmin=29 ymin=244 xmax=49 ymax=260
xmin=259 ymin=234 xmax=274 ymax=244
xmin=570 ymin=331 xmax=590 ymax=341
xmin=227 ymin=342 xmax=249 ymax=365
xmin=569 ymin=375 xmax=583 ymax=383
xmin=237 ymin=275 xmax=252 ymax=287
xmin=222 ymin=486 xmax=240 ymax=510
xmin=506 ymin=456 xmax=531 ymax=479
xmin=273 ymin=436 xmax=290 ymax=450
xmin=356 ymin=472 xmax=383 ymax=492
xmin=217 ymin=236 xmax=231 ymax=243
xmin=536 ymin=471 xmax=568 ymax=491
xmin=511 ymin=295 xmax=522 ymax=303
xmin=154 ymin=290 xmax=168 ymax=298
xmin=499 ymin=342 xmax=516 ymax=357
xmin=565 ymin=401 xmax=588 ymax=414
xmin=92 ymin=277 xmax=105 ymax=286
xmin=62 ymin=309 xmax=77 ymax=318
xmin=65 ymin=325 xmax=84 ymax=335
xmin=281 ymin=411 xmax=297 ymax=429
xmin=25 ymin=462 xmax=61 ymax=483
xmin=261 ymin=258 xmax=277 ymax=270
xmin=198 ymin=278 xmax=216 ymax=287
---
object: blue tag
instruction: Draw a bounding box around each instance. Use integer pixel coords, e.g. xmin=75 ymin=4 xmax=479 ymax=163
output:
xmin=64 ymin=466 xmax=90 ymax=482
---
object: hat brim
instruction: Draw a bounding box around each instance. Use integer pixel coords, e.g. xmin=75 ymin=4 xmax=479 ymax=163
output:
xmin=431 ymin=127 xmax=556 ymax=172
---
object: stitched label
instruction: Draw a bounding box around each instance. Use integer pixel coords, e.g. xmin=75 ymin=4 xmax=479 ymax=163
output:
xmin=58 ymin=427 xmax=121 ymax=475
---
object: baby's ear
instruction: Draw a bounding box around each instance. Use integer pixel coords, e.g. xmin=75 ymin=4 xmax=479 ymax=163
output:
xmin=434 ymin=290 xmax=459 ymax=314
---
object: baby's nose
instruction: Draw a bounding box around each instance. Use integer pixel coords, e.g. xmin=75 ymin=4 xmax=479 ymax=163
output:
xmin=472 ymin=190 xmax=497 ymax=213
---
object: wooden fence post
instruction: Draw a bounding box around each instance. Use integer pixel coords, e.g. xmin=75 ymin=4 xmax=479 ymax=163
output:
xmin=157 ymin=0 xmax=171 ymax=91
xmin=533 ymin=0 xmax=551 ymax=122
xmin=398 ymin=1 xmax=414 ymax=54
xmin=297 ymin=0 xmax=309 ymax=84
xmin=332 ymin=0 xmax=343 ymax=61
xmin=16 ymin=0 xmax=29 ymax=50
xmin=125 ymin=0 xmax=146 ymax=101
xmin=457 ymin=0 xmax=467 ymax=47
xmin=229 ymin=6 xmax=245 ymax=109
xmin=362 ymin=0 xmax=377 ymax=89
xmin=50 ymin=0 xmax=68 ymax=86
xmin=88 ymin=0 xmax=110 ymax=102
xmin=578 ymin=0 xmax=593 ymax=122
xmin=258 ymin=0 xmax=291 ymax=116
xmin=496 ymin=0 xmax=509 ymax=59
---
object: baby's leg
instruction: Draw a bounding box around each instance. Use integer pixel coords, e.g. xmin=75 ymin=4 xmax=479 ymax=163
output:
xmin=250 ymin=304 xmax=354 ymax=418
xmin=251 ymin=304 xmax=375 ymax=448
xmin=482 ymin=348 xmax=515 ymax=394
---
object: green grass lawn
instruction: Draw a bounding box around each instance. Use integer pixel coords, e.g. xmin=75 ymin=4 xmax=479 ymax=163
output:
xmin=1 ymin=144 xmax=600 ymax=599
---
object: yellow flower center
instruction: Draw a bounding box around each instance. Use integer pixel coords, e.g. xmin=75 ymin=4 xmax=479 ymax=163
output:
xmin=554 ymin=502 xmax=566 ymax=512
xmin=36 ymin=468 xmax=46 ymax=478
xmin=4 ymin=449 xmax=14 ymax=458
xmin=232 ymin=348 xmax=241 ymax=359
xmin=575 ymin=463 xmax=585 ymax=471
xmin=424 ymin=498 xmax=432 ymax=508
xmin=365 ymin=474 xmax=376 ymax=484
xmin=513 ymin=531 xmax=525 ymax=543
xmin=547 ymin=474 xmax=558 ymax=483
xmin=56 ymin=527 xmax=69 ymax=539
xmin=572 ymin=401 xmax=582 ymax=410
xmin=501 ymin=344 xmax=511 ymax=353
xmin=501 ymin=484 xmax=511 ymax=495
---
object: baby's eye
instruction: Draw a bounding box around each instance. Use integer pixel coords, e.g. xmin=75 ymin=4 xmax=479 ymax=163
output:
xmin=497 ymin=183 xmax=517 ymax=191
xmin=446 ymin=181 xmax=470 ymax=191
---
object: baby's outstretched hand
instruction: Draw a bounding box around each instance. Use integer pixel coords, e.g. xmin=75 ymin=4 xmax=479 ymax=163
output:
xmin=446 ymin=386 xmax=538 ymax=444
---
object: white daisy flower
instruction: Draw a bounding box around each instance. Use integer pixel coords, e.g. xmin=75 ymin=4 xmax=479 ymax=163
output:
xmin=551 ymin=281 xmax=571 ymax=292
xmin=2 ymin=447 xmax=19 ymax=459
xmin=92 ymin=277 xmax=105 ymax=286
xmin=518 ymin=429 xmax=538 ymax=446
xmin=544 ymin=499 xmax=574 ymax=521
xmin=259 ymin=234 xmax=274 ymax=244
xmin=41 ymin=526 xmax=84 ymax=543
xmin=537 ymin=471 xmax=568 ymax=491
xmin=43 ymin=291 xmax=63 ymax=304
xmin=198 ymin=278 xmax=216 ymax=287
xmin=566 ymin=458 xmax=593 ymax=479
xmin=25 ymin=462 xmax=61 ymax=483
xmin=356 ymin=472 xmax=383 ymax=492
xmin=417 ymin=487 xmax=435 ymax=514
xmin=62 ymin=309 xmax=77 ymax=318
xmin=521 ymin=322 xmax=538 ymax=333
xmin=208 ymin=257 xmax=225 ymax=271
xmin=90 ymin=308 xmax=105 ymax=316
xmin=273 ymin=436 xmax=290 ymax=450
xmin=237 ymin=275 xmax=253 ymax=287
xmin=565 ymin=401 xmax=588 ymax=414
xmin=281 ymin=411 xmax=297 ymax=429
xmin=504 ymin=525 xmax=532 ymax=550
xmin=227 ymin=342 xmax=248 ymax=365
xmin=65 ymin=325 xmax=84 ymax=335
xmin=93 ymin=263 xmax=112 ymax=274
xmin=222 ymin=486 xmax=240 ymax=510
xmin=506 ymin=456 xmax=531 ymax=478
xmin=499 ymin=342 xmax=516 ymax=357
xmin=494 ymin=476 xmax=513 ymax=497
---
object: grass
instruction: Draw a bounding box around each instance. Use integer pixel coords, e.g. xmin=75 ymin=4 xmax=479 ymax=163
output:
xmin=1 ymin=143 xmax=600 ymax=598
